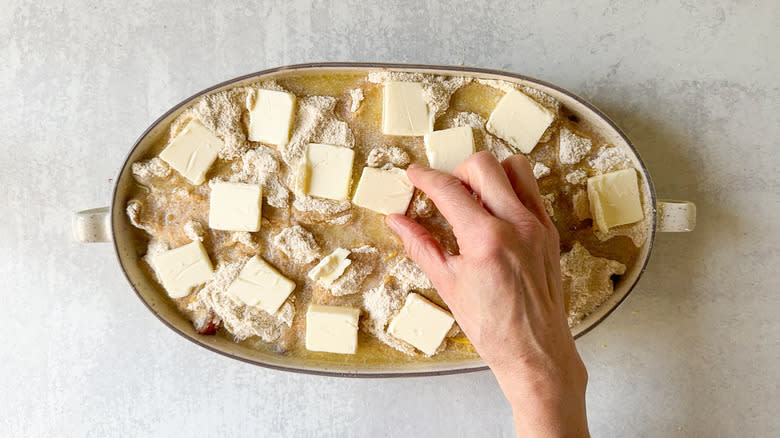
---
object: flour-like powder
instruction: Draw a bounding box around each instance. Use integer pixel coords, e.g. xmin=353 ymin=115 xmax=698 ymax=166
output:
xmin=388 ymin=257 xmax=432 ymax=291
xmin=366 ymin=146 xmax=410 ymax=168
xmin=589 ymin=146 xmax=633 ymax=174
xmin=367 ymin=71 xmax=472 ymax=118
xmin=328 ymin=245 xmax=380 ymax=297
xmin=446 ymin=111 xmax=517 ymax=160
xmin=188 ymin=258 xmax=294 ymax=342
xmin=349 ymin=88 xmax=364 ymax=113
xmin=272 ymin=225 xmax=321 ymax=265
xmin=566 ymin=169 xmax=588 ymax=186
xmin=559 ymin=127 xmax=592 ymax=165
xmin=533 ymin=162 xmax=552 ymax=179
xmin=228 ymin=146 xmax=290 ymax=208
xmin=561 ymin=242 xmax=626 ymax=326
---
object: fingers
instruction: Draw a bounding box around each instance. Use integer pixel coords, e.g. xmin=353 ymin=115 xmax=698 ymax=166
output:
xmin=452 ymin=151 xmax=534 ymax=223
xmin=385 ymin=214 xmax=451 ymax=285
xmin=501 ymin=155 xmax=550 ymax=222
xmin=406 ymin=164 xmax=493 ymax=237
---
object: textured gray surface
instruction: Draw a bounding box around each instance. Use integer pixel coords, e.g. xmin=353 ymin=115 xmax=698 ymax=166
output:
xmin=2 ymin=0 xmax=778 ymax=436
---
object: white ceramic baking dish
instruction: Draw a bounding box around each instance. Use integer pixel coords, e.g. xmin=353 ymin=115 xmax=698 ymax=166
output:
xmin=73 ymin=63 xmax=695 ymax=377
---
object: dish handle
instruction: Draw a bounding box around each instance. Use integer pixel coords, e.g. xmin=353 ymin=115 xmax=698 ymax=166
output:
xmin=656 ymin=200 xmax=696 ymax=232
xmin=72 ymin=207 xmax=111 ymax=242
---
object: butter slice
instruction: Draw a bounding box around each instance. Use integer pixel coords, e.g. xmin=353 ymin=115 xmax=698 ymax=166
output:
xmin=152 ymin=241 xmax=214 ymax=299
xmin=308 ymin=248 xmax=351 ymax=287
xmin=247 ymin=89 xmax=296 ymax=146
xmin=159 ymin=120 xmax=223 ymax=185
xmin=227 ymin=255 xmax=295 ymax=314
xmin=486 ymin=89 xmax=554 ymax=153
xmin=587 ymin=169 xmax=644 ymax=233
xmin=301 ymin=143 xmax=355 ymax=201
xmin=382 ymin=81 xmax=433 ymax=136
xmin=305 ymin=304 xmax=361 ymax=354
xmin=388 ymin=293 xmax=454 ymax=356
xmin=423 ymin=126 xmax=475 ymax=173
xmin=208 ymin=182 xmax=263 ymax=232
xmin=352 ymin=167 xmax=415 ymax=215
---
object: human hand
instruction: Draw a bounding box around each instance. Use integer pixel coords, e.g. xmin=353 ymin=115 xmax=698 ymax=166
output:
xmin=386 ymin=151 xmax=589 ymax=437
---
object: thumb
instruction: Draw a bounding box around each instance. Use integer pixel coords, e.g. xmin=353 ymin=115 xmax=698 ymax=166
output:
xmin=385 ymin=214 xmax=450 ymax=286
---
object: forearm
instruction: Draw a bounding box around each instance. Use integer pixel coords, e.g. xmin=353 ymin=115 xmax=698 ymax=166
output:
xmin=493 ymin=360 xmax=589 ymax=438
xmin=509 ymin=388 xmax=589 ymax=438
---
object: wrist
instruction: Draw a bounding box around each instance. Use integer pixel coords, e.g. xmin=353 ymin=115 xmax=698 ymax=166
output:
xmin=507 ymin=379 xmax=589 ymax=438
xmin=491 ymin=355 xmax=589 ymax=437
xmin=498 ymin=367 xmax=586 ymax=415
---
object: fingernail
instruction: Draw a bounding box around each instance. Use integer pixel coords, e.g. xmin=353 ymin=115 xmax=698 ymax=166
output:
xmin=408 ymin=163 xmax=422 ymax=171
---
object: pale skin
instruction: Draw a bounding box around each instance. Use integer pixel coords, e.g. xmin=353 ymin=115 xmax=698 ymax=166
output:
xmin=386 ymin=151 xmax=589 ymax=438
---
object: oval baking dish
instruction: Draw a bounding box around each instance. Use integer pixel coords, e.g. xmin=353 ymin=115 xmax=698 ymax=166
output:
xmin=74 ymin=63 xmax=695 ymax=377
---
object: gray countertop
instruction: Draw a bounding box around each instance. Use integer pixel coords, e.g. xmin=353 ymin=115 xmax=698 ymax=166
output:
xmin=2 ymin=1 xmax=778 ymax=436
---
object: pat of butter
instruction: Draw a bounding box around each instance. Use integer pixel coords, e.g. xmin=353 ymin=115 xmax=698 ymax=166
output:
xmin=152 ymin=241 xmax=214 ymax=299
xmin=301 ymin=143 xmax=355 ymax=201
xmin=308 ymin=248 xmax=351 ymax=287
xmin=305 ymin=304 xmax=361 ymax=354
xmin=382 ymin=81 xmax=433 ymax=136
xmin=208 ymin=182 xmax=263 ymax=232
xmin=486 ymin=89 xmax=554 ymax=154
xmin=227 ymin=255 xmax=296 ymax=314
xmin=352 ymin=167 xmax=415 ymax=215
xmin=587 ymin=168 xmax=644 ymax=233
xmin=388 ymin=293 xmax=454 ymax=356
xmin=423 ymin=126 xmax=475 ymax=173
xmin=247 ymin=89 xmax=296 ymax=146
xmin=159 ymin=120 xmax=224 ymax=185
